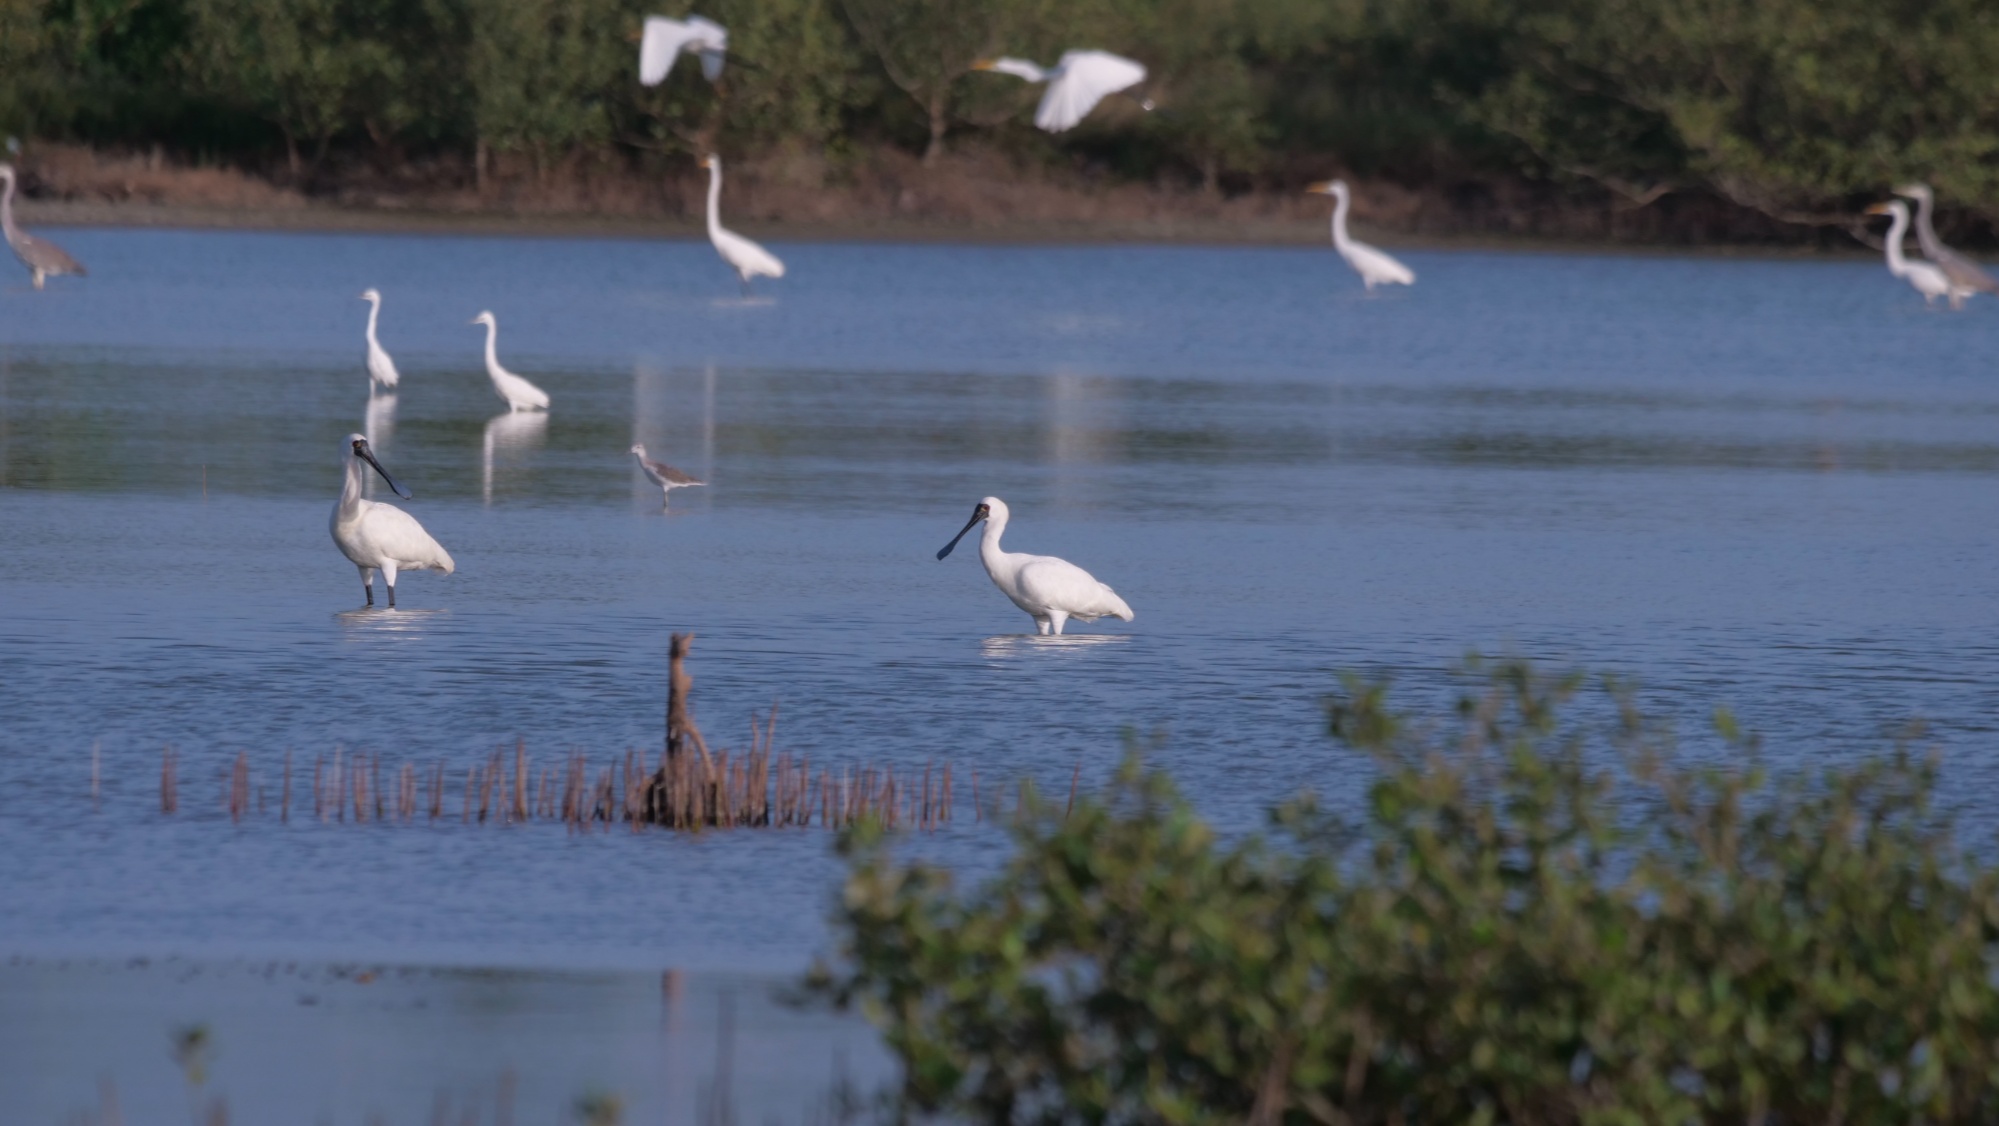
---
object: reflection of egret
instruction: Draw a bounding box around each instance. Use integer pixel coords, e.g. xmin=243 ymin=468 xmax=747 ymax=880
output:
xmin=359 ymin=289 xmax=400 ymax=391
xmin=1865 ymin=201 xmax=1953 ymax=306
xmin=0 ymin=164 xmax=86 ymax=289
xmin=972 ymin=52 xmax=1152 ymax=133
xmin=470 ymin=311 xmax=551 ymax=411
xmin=631 ymin=443 xmax=705 ymax=506
xmin=698 ymin=155 xmax=784 ymax=294
xmin=1306 ymin=180 xmax=1414 ymax=291
xmin=331 ymin=434 xmax=454 ymax=609
xmin=1893 ymin=183 xmax=1999 ymax=306
xmin=639 ymin=15 xmax=729 ymax=85
xmin=937 ymin=497 xmax=1134 ymax=636
xmin=362 ymin=392 xmax=397 ymax=497
xmin=980 ymin=633 xmax=1131 ymax=658
xmin=483 ymin=410 xmax=548 ymax=506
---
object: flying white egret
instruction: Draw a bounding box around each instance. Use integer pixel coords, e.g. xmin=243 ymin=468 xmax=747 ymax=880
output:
xmin=639 ymin=15 xmax=729 ymax=85
xmin=331 ymin=433 xmax=454 ymax=609
xmin=359 ymin=288 xmax=400 ymax=392
xmin=972 ymin=51 xmax=1151 ymax=133
xmin=1893 ymin=183 xmax=1999 ymax=307
xmin=470 ymin=311 xmax=551 ymax=411
xmin=631 ymin=443 xmax=705 ymax=505
xmin=936 ymin=497 xmax=1133 ymax=636
xmin=0 ymin=163 xmax=86 ymax=289
xmin=698 ymin=154 xmax=784 ymax=293
xmin=1866 ymin=200 xmax=1953 ymax=306
xmin=1306 ymin=180 xmax=1415 ymax=291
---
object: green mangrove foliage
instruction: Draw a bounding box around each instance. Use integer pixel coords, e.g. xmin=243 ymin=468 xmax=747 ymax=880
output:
xmin=6 ymin=0 xmax=1999 ymax=224
xmin=813 ymin=662 xmax=1999 ymax=1123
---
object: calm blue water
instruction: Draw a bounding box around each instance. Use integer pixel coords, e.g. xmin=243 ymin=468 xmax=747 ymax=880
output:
xmin=4 ymin=228 xmax=1999 ymax=1119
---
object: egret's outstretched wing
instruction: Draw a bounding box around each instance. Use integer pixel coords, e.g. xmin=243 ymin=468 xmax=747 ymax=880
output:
xmin=640 ymin=16 xmax=728 ymax=85
xmin=1035 ymin=50 xmax=1146 ymax=133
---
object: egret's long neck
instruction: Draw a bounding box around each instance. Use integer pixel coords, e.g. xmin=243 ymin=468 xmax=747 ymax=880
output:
xmin=482 ymin=321 xmax=501 ymax=375
xmin=705 ymin=164 xmax=723 ymax=236
xmin=1330 ymin=191 xmax=1352 ymax=251
xmin=1912 ymin=193 xmax=1942 ymax=258
xmin=365 ymin=299 xmax=382 ymax=347
xmin=1884 ymin=210 xmax=1912 ymax=273
xmin=0 ymin=175 xmax=16 ymax=240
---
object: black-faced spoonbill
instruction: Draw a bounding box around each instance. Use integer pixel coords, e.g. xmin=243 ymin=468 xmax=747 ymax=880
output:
xmin=359 ymin=288 xmax=400 ymax=391
xmin=630 ymin=443 xmax=705 ymax=505
xmin=698 ymin=155 xmax=784 ymax=294
xmin=0 ymin=163 xmax=86 ymax=289
xmin=1306 ymin=180 xmax=1415 ymax=292
xmin=331 ymin=434 xmax=455 ymax=608
xmin=972 ymin=51 xmax=1152 ymax=133
xmin=470 ymin=311 xmax=551 ymax=411
xmin=936 ymin=496 xmax=1133 ymax=636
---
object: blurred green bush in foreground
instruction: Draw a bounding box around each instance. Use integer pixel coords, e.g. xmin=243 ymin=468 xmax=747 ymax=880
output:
xmin=7 ymin=0 xmax=1999 ymax=228
xmin=813 ymin=661 xmax=1999 ymax=1123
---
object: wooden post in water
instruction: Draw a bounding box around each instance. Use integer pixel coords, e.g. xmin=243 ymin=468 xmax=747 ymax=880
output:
xmin=666 ymin=633 xmax=695 ymax=762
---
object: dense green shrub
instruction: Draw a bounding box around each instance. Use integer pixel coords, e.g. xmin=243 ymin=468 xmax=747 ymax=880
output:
xmin=812 ymin=661 xmax=1999 ymax=1123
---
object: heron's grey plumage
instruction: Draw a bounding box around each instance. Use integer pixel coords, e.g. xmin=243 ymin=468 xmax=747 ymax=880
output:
xmin=631 ymin=443 xmax=705 ymax=503
xmin=1895 ymin=183 xmax=1999 ymax=298
xmin=0 ymin=164 xmax=86 ymax=290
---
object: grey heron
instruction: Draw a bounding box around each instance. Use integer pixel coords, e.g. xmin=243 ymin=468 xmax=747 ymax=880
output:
xmin=0 ymin=164 xmax=86 ymax=289
xmin=1894 ymin=183 xmax=1999 ymax=308
xmin=630 ymin=443 xmax=705 ymax=505
xmin=1865 ymin=200 xmax=1953 ymax=305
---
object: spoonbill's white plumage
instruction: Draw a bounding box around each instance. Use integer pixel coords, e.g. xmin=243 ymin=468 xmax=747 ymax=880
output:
xmin=936 ymin=496 xmax=1133 ymax=636
xmin=973 ymin=51 xmax=1150 ymax=133
xmin=470 ymin=311 xmax=551 ymax=411
xmin=331 ymin=433 xmax=454 ymax=608
xmin=1893 ymin=183 xmax=1999 ymax=308
xmin=0 ymin=163 xmax=86 ymax=289
xmin=630 ymin=443 xmax=705 ymax=504
xmin=639 ymin=15 xmax=729 ymax=84
xmin=698 ymin=154 xmax=784 ymax=293
xmin=1866 ymin=200 xmax=1953 ymax=306
xmin=1307 ymin=180 xmax=1414 ymax=291
xmin=359 ymin=288 xmax=400 ymax=392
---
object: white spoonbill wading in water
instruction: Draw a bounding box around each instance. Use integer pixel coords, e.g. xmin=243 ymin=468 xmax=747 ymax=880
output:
xmin=1866 ymin=201 xmax=1953 ymax=306
xmin=972 ymin=51 xmax=1151 ymax=133
xmin=1307 ymin=179 xmax=1414 ymax=291
xmin=359 ymin=288 xmax=400 ymax=392
xmin=1893 ymin=183 xmax=1999 ymax=308
xmin=639 ymin=15 xmax=729 ymax=85
xmin=698 ymin=155 xmax=784 ymax=294
xmin=0 ymin=163 xmax=87 ymax=289
xmin=331 ymin=434 xmax=454 ymax=609
xmin=937 ymin=497 xmax=1133 ymax=636
xmin=630 ymin=443 xmax=705 ymax=505
xmin=470 ymin=311 xmax=551 ymax=411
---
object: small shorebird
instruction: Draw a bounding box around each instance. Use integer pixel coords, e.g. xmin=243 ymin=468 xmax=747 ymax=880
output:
xmin=1306 ymin=179 xmax=1415 ymax=292
xmin=937 ymin=497 xmax=1133 ymax=636
xmin=330 ymin=434 xmax=454 ymax=608
xmin=0 ymin=163 xmax=87 ymax=289
xmin=359 ymin=288 xmax=401 ymax=392
xmin=631 ymin=443 xmax=705 ymax=505
xmin=1866 ymin=200 xmax=1953 ymax=306
xmin=470 ymin=311 xmax=551 ymax=411
xmin=971 ymin=50 xmax=1152 ymax=133
xmin=698 ymin=155 xmax=784 ymax=294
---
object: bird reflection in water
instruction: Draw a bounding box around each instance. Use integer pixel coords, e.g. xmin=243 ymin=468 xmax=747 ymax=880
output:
xmin=482 ymin=409 xmax=548 ymax=505
xmin=362 ymin=392 xmax=397 ymax=497
xmin=335 ymin=606 xmax=448 ymax=635
xmin=980 ymin=633 xmax=1131 ymax=658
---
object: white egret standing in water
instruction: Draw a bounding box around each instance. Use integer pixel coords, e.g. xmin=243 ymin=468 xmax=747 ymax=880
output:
xmin=1866 ymin=200 xmax=1953 ymax=306
xmin=0 ymin=163 xmax=86 ymax=289
xmin=936 ymin=497 xmax=1133 ymax=636
xmin=359 ymin=289 xmax=401 ymax=392
xmin=972 ymin=51 xmax=1151 ymax=133
xmin=631 ymin=443 xmax=705 ymax=506
xmin=639 ymin=15 xmax=729 ymax=85
xmin=1306 ymin=180 xmax=1415 ymax=291
xmin=470 ymin=311 xmax=551 ymax=411
xmin=1893 ymin=183 xmax=1999 ymax=307
xmin=331 ymin=434 xmax=454 ymax=608
xmin=698 ymin=155 xmax=784 ymax=293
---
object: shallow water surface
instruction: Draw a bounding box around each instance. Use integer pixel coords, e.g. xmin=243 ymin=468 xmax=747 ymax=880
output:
xmin=4 ymin=228 xmax=1999 ymax=1116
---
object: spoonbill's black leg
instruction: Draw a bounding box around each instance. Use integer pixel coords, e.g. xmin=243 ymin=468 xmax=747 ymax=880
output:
xmin=387 ymin=584 xmax=397 ymax=610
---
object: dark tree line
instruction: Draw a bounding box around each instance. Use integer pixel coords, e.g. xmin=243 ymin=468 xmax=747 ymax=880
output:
xmin=3 ymin=0 xmax=1997 ymax=230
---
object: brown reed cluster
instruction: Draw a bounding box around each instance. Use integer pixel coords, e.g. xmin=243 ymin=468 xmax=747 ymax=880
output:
xmin=153 ymin=634 xmax=975 ymax=832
